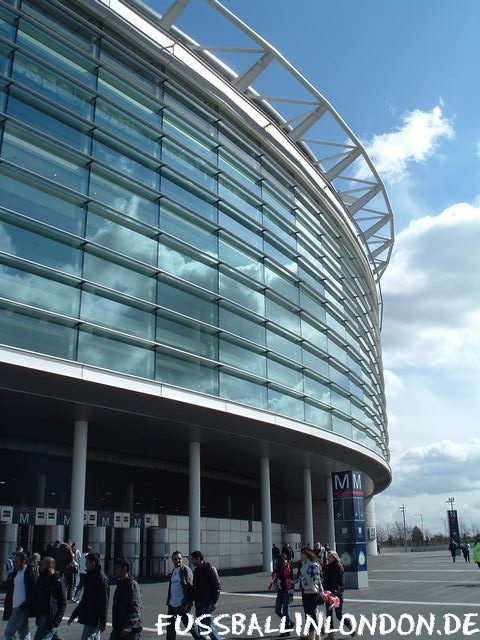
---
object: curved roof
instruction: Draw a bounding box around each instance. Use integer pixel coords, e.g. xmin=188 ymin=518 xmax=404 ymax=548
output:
xmin=130 ymin=0 xmax=394 ymax=282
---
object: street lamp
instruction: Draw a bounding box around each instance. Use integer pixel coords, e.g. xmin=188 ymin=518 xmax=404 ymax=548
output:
xmin=415 ymin=513 xmax=424 ymax=549
xmin=399 ymin=505 xmax=408 ymax=552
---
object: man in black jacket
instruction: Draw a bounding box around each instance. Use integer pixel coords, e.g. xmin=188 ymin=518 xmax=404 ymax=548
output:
xmin=110 ymin=559 xmax=142 ymax=640
xmin=165 ymin=551 xmax=200 ymax=640
xmin=3 ymin=552 xmax=36 ymax=640
xmin=33 ymin=557 xmax=66 ymax=640
xmin=67 ymin=553 xmax=110 ymax=640
xmin=190 ymin=551 xmax=221 ymax=640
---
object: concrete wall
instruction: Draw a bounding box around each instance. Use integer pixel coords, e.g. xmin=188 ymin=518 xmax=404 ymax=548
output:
xmin=166 ymin=515 xmax=286 ymax=570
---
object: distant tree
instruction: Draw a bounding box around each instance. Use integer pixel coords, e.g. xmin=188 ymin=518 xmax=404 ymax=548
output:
xmin=411 ymin=526 xmax=424 ymax=546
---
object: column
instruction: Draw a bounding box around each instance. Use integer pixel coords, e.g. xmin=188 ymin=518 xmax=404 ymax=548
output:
xmin=326 ymin=476 xmax=336 ymax=551
xmin=364 ymin=495 xmax=377 ymax=556
xmin=260 ymin=456 xmax=272 ymax=572
xmin=37 ymin=472 xmax=46 ymax=508
xmin=126 ymin=482 xmax=134 ymax=512
xmin=69 ymin=420 xmax=88 ymax=553
xmin=189 ymin=441 xmax=201 ymax=553
xmin=303 ymin=467 xmax=314 ymax=547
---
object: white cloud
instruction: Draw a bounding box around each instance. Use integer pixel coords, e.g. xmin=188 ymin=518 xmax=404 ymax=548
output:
xmin=363 ymin=105 xmax=454 ymax=183
xmin=381 ymin=201 xmax=480 ymax=370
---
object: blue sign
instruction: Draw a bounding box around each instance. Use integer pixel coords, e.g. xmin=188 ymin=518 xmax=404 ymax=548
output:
xmin=332 ymin=471 xmax=367 ymax=573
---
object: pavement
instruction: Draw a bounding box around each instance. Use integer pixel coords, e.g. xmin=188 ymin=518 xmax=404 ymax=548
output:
xmin=1 ymin=551 xmax=479 ymax=639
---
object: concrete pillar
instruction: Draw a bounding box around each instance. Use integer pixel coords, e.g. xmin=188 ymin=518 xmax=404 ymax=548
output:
xmin=87 ymin=526 xmax=106 ymax=560
xmin=260 ymin=456 xmax=272 ymax=572
xmin=69 ymin=420 xmax=88 ymax=554
xmin=364 ymin=495 xmax=377 ymax=556
xmin=189 ymin=442 xmax=201 ymax=553
xmin=126 ymin=483 xmax=134 ymax=513
xmin=121 ymin=528 xmax=141 ymax=576
xmin=37 ymin=473 xmax=46 ymax=508
xmin=326 ymin=476 xmax=336 ymax=551
xmin=303 ymin=467 xmax=314 ymax=547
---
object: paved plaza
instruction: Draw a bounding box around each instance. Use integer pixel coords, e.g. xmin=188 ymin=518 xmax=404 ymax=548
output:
xmin=2 ymin=551 xmax=479 ymax=639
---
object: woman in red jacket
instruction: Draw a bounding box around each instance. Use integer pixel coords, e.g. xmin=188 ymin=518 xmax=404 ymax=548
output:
xmin=271 ymin=553 xmax=294 ymax=633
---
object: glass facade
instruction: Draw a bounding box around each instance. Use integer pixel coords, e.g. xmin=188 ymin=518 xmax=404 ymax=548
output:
xmin=0 ymin=0 xmax=388 ymax=459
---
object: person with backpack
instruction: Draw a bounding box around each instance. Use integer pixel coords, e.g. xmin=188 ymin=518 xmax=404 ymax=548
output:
xmin=33 ymin=556 xmax=66 ymax=640
xmin=67 ymin=553 xmax=110 ymax=640
xmin=3 ymin=552 xmax=36 ymax=640
xmin=190 ymin=551 xmax=221 ymax=640
xmin=165 ymin=551 xmax=200 ymax=640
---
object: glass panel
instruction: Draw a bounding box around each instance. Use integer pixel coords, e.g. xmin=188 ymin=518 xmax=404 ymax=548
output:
xmin=158 ymin=280 xmax=217 ymax=325
xmin=333 ymin=415 xmax=353 ymax=439
xmin=83 ymin=253 xmax=156 ymax=302
xmin=219 ymin=306 xmax=265 ymax=345
xmin=156 ymin=350 xmax=218 ymax=395
xmin=219 ymin=209 xmax=262 ymax=251
xmin=80 ymin=290 xmax=154 ymax=340
xmin=78 ymin=329 xmax=154 ymax=378
xmin=7 ymin=92 xmax=90 ymax=151
xmin=92 ymin=137 xmax=158 ymax=189
xmin=98 ymin=71 xmax=160 ymax=123
xmin=163 ymin=89 xmax=217 ymax=136
xmin=0 ymin=221 xmax=82 ymax=275
xmin=219 ymin=176 xmax=261 ymax=222
xmin=89 ymin=167 xmax=159 ymax=227
xmin=218 ymin=151 xmax=260 ymax=195
xmin=301 ymin=318 xmax=328 ymax=351
xmin=0 ymin=6 xmax=16 ymax=39
xmin=100 ymin=44 xmax=159 ymax=94
xmin=2 ymin=124 xmax=88 ymax=192
xmin=161 ymin=174 xmax=216 ymax=222
xmin=266 ymin=298 xmax=300 ymax=334
xmin=162 ymin=139 xmax=216 ymax=191
xmin=267 ymin=358 xmax=303 ymax=392
xmin=162 ymin=110 xmax=215 ymax=159
xmin=12 ymin=53 xmax=93 ymax=118
xmin=265 ymin=240 xmax=297 ymax=274
xmin=219 ymin=239 xmax=263 ymax=283
xmin=86 ymin=210 xmax=157 ymax=265
xmin=219 ymin=272 xmax=264 ymax=315
xmin=302 ymin=348 xmax=329 ymax=378
xmin=95 ymin=100 xmax=159 ymax=155
xmin=17 ymin=21 xmax=96 ymax=86
xmin=300 ymin=288 xmax=326 ymax=321
xmin=0 ymin=44 xmax=11 ymax=75
xmin=159 ymin=242 xmax=218 ymax=292
xmin=219 ymin=339 xmax=266 ymax=378
xmin=0 ymin=306 xmax=76 ymax=359
xmin=326 ymin=311 xmax=346 ymax=338
xmin=331 ymin=389 xmax=351 ymax=414
xmin=304 ymin=374 xmax=330 ymax=405
xmin=268 ymin=389 xmax=304 ymax=421
xmin=161 ymin=205 xmax=217 ymax=256
xmin=327 ymin=337 xmax=348 ymax=364
xmin=156 ymin=313 xmax=217 ymax=360
xmin=0 ymin=264 xmax=79 ymax=316
xmin=305 ymin=402 xmax=332 ymax=430
xmin=0 ymin=166 xmax=85 ymax=234
xmin=329 ymin=365 xmax=349 ymax=392
xmin=265 ymin=266 xmax=299 ymax=303
xmin=266 ymin=329 xmax=302 ymax=362
xmin=219 ymin=371 xmax=267 ymax=409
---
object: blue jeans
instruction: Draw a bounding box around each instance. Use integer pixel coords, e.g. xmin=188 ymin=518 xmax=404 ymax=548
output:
xmin=80 ymin=625 xmax=101 ymax=640
xmin=194 ymin=602 xmax=220 ymax=640
xmin=275 ymin=591 xmax=292 ymax=627
xmin=4 ymin=607 xmax=31 ymax=640
xmin=33 ymin=615 xmax=58 ymax=640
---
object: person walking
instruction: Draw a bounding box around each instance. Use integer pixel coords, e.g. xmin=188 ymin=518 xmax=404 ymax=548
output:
xmin=28 ymin=555 xmax=41 ymax=584
xmin=55 ymin=543 xmax=75 ymax=599
xmin=472 ymin=538 xmax=480 ymax=569
xmin=110 ymin=559 xmax=143 ymax=640
xmin=3 ymin=552 xmax=35 ymax=640
xmin=297 ymin=548 xmax=324 ymax=638
xmin=70 ymin=543 xmax=81 ymax=603
xmin=323 ymin=550 xmax=355 ymax=637
xmin=462 ymin=542 xmax=471 ymax=563
xmin=313 ymin=542 xmax=325 ymax=564
xmin=33 ymin=557 xmax=66 ymax=640
xmin=67 ymin=553 xmax=110 ymax=640
xmin=190 ymin=551 xmax=221 ymax=640
xmin=165 ymin=551 xmax=200 ymax=640
xmin=448 ymin=540 xmax=458 ymax=562
xmin=271 ymin=554 xmax=294 ymax=634
xmin=73 ymin=545 xmax=92 ymax=603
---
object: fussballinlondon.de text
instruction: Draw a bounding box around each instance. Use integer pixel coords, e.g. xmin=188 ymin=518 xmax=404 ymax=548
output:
xmin=156 ymin=612 xmax=480 ymax=637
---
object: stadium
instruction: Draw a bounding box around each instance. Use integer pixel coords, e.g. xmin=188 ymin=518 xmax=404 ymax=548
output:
xmin=0 ymin=0 xmax=393 ymax=578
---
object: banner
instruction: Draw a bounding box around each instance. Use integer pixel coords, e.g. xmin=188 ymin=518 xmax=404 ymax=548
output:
xmin=447 ymin=509 xmax=460 ymax=547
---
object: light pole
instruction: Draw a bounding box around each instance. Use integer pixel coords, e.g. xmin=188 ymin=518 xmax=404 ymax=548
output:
xmin=415 ymin=513 xmax=424 ymax=549
xmin=399 ymin=505 xmax=408 ymax=552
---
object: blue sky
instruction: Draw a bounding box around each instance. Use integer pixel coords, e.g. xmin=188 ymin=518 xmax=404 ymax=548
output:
xmin=145 ymin=0 xmax=480 ymax=536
